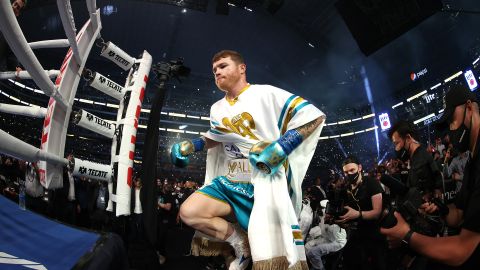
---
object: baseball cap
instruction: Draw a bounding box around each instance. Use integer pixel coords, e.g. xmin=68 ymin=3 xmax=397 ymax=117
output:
xmin=436 ymin=84 xmax=477 ymax=129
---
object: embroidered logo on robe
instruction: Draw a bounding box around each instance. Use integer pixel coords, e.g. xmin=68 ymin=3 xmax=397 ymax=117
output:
xmin=221 ymin=112 xmax=258 ymax=140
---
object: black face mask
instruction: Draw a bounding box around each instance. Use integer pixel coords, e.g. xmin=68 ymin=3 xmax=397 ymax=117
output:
xmin=449 ymin=106 xmax=471 ymax=153
xmin=395 ymin=139 xmax=410 ymax=162
xmin=346 ymin=171 xmax=360 ymax=185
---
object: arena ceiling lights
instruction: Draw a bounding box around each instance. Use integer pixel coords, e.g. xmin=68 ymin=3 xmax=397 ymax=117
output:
xmin=473 ymin=57 xmax=480 ymax=67
xmin=2 ymin=87 xmax=383 ymax=140
xmin=413 ymin=113 xmax=435 ymax=125
xmin=406 ymin=90 xmax=427 ymax=102
xmin=444 ymin=71 xmax=463 ymax=83
xmin=147 ymin=0 xmax=209 ymax=12
xmin=429 ymin=83 xmax=441 ymax=90
xmin=391 ymin=102 xmax=403 ymax=109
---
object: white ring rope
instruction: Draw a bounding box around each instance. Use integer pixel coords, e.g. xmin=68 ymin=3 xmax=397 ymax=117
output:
xmin=0 ymin=103 xmax=46 ymax=118
xmin=0 ymin=70 xmax=59 ymax=80
xmin=29 ymin=39 xmax=70 ymax=49
xmin=0 ymin=129 xmax=68 ymax=166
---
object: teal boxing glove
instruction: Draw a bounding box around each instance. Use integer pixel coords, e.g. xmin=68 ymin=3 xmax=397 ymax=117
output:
xmin=249 ymin=129 xmax=303 ymax=175
xmin=170 ymin=138 xmax=205 ymax=168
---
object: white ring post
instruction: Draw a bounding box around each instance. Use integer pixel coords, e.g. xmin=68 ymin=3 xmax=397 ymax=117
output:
xmin=110 ymin=51 xmax=151 ymax=216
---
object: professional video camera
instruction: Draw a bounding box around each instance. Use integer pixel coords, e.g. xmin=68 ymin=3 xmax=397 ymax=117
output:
xmin=152 ymin=58 xmax=190 ymax=81
xmin=379 ymin=174 xmax=445 ymax=236
xmin=325 ymin=178 xmax=349 ymax=220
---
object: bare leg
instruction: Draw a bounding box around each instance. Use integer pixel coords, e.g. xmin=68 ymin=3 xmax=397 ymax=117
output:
xmin=181 ymin=192 xmax=251 ymax=270
xmin=179 ymin=192 xmax=234 ymax=240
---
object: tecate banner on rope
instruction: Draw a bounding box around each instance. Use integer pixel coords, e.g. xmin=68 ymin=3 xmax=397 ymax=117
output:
xmin=90 ymin=72 xmax=125 ymax=100
xmin=73 ymin=158 xmax=112 ymax=182
xmin=100 ymin=41 xmax=135 ymax=70
xmin=76 ymin=109 xmax=116 ymax=138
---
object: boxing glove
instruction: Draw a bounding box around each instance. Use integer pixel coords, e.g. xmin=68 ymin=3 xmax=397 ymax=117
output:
xmin=249 ymin=129 xmax=303 ymax=175
xmin=170 ymin=138 xmax=205 ymax=168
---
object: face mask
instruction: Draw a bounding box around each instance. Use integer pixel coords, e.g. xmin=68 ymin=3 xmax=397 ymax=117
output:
xmin=395 ymin=139 xmax=410 ymax=162
xmin=449 ymin=106 xmax=471 ymax=153
xmin=346 ymin=171 xmax=359 ymax=185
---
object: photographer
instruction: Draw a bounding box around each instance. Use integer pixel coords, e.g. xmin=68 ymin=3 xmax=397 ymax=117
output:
xmin=381 ymin=85 xmax=480 ymax=269
xmin=384 ymin=120 xmax=446 ymax=269
xmin=388 ymin=120 xmax=444 ymax=200
xmin=327 ymin=156 xmax=386 ymax=270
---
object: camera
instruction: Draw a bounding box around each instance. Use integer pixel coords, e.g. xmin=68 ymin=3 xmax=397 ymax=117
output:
xmin=152 ymin=58 xmax=191 ymax=80
xmin=379 ymin=174 xmax=444 ymax=236
xmin=325 ymin=177 xmax=349 ymax=220
xmin=168 ymin=59 xmax=191 ymax=77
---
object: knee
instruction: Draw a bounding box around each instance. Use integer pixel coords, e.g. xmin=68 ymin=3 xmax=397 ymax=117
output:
xmin=179 ymin=203 xmax=199 ymax=226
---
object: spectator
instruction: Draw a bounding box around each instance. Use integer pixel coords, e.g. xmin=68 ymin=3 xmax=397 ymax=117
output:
xmin=156 ymin=181 xmax=175 ymax=265
xmin=0 ymin=0 xmax=26 ymax=74
xmin=434 ymin=137 xmax=446 ymax=158
xmin=24 ymin=162 xmax=45 ymax=214
xmin=443 ymin=148 xmax=469 ymax=195
xmin=75 ymin=177 xmax=94 ymax=228
xmin=129 ymin=177 xmax=143 ymax=238
xmin=90 ymin=181 xmax=110 ymax=231
xmin=305 ymin=203 xmax=347 ymax=270
xmin=433 ymin=150 xmax=443 ymax=170
xmin=309 ymin=177 xmax=327 ymax=214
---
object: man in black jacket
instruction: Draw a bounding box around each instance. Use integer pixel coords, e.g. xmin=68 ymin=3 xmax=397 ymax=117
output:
xmin=381 ymin=85 xmax=480 ymax=269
